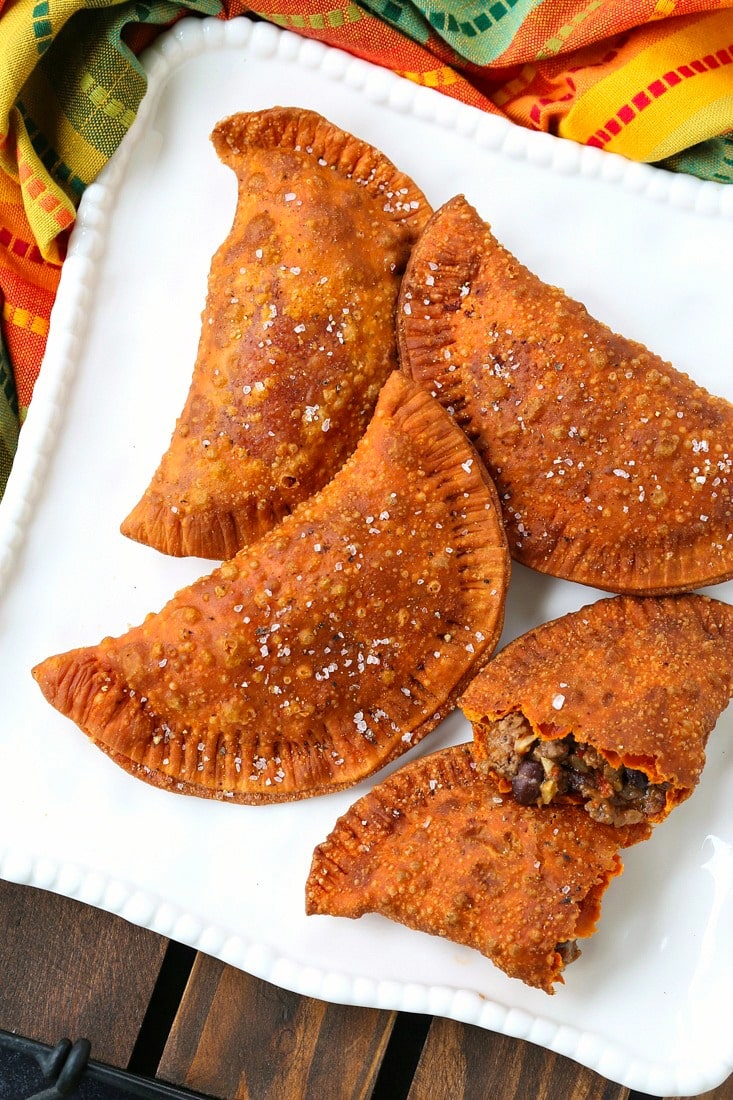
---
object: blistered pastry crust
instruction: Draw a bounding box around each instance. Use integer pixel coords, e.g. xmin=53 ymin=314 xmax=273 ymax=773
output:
xmin=306 ymin=743 xmax=647 ymax=993
xmin=122 ymin=107 xmax=431 ymax=560
xmin=461 ymin=593 xmax=733 ymax=819
xmin=398 ymin=194 xmax=733 ymax=594
xmin=35 ymin=373 xmax=509 ymax=802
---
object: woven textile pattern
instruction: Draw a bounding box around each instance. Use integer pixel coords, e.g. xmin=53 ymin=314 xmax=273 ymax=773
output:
xmin=1 ymin=0 xmax=732 ymax=498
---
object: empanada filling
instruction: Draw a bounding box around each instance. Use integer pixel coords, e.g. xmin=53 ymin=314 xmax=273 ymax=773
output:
xmin=484 ymin=713 xmax=669 ymax=826
xmin=555 ymin=940 xmax=581 ymax=967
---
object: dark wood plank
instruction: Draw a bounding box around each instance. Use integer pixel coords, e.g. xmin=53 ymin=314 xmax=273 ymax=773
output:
xmin=158 ymin=953 xmax=396 ymax=1099
xmin=407 ymin=1017 xmax=630 ymax=1100
xmin=0 ymin=879 xmax=168 ymax=1066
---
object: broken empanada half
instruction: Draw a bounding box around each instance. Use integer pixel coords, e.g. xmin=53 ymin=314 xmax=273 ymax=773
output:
xmin=397 ymin=194 xmax=733 ymax=594
xmin=121 ymin=106 xmax=432 ymax=560
xmin=34 ymin=372 xmax=510 ymax=803
xmin=461 ymin=593 xmax=733 ymax=826
xmin=306 ymin=743 xmax=648 ymax=993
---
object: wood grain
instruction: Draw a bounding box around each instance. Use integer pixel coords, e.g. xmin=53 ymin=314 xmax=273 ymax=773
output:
xmin=407 ymin=1017 xmax=630 ymax=1100
xmin=3 ymin=875 xmax=732 ymax=1099
xmin=0 ymin=879 xmax=168 ymax=1066
xmin=158 ymin=954 xmax=396 ymax=1099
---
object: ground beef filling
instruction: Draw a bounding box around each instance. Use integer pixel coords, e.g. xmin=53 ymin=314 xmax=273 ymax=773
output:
xmin=486 ymin=713 xmax=669 ymax=827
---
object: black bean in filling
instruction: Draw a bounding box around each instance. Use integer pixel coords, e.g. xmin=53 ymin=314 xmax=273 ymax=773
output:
xmin=555 ymin=940 xmax=581 ymax=967
xmin=511 ymin=759 xmax=544 ymax=806
xmin=491 ymin=714 xmax=669 ymax=826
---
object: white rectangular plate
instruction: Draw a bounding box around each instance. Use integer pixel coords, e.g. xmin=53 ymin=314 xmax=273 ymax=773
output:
xmin=2 ymin=17 xmax=733 ymax=1096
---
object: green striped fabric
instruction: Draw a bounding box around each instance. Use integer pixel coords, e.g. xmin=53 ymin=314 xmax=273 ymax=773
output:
xmin=359 ymin=0 xmax=544 ymax=64
xmin=660 ymin=131 xmax=733 ymax=185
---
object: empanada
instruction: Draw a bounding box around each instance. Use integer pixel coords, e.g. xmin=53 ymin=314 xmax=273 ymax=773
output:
xmin=398 ymin=195 xmax=733 ymax=594
xmin=33 ymin=373 xmax=510 ymax=803
xmin=306 ymin=743 xmax=647 ymax=993
xmin=122 ymin=107 xmax=431 ymax=560
xmin=461 ymin=594 xmax=733 ymax=826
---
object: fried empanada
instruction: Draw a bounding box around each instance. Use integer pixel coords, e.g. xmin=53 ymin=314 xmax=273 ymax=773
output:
xmin=461 ymin=594 xmax=733 ymax=826
xmin=306 ymin=743 xmax=647 ymax=993
xmin=398 ymin=194 xmax=733 ymax=594
xmin=33 ymin=373 xmax=509 ymax=803
xmin=122 ymin=107 xmax=431 ymax=560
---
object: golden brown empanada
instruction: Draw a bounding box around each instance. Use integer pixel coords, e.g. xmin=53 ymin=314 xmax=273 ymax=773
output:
xmin=461 ymin=594 xmax=733 ymax=826
xmin=34 ymin=373 xmax=510 ymax=803
xmin=122 ymin=107 xmax=431 ymax=560
xmin=398 ymin=194 xmax=733 ymax=594
xmin=306 ymin=743 xmax=648 ymax=993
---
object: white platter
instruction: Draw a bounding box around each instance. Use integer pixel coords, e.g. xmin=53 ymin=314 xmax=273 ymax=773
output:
xmin=2 ymin=17 xmax=733 ymax=1096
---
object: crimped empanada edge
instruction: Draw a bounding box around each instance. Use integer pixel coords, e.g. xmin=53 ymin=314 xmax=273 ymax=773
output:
xmin=398 ymin=195 xmax=733 ymax=595
xmin=36 ymin=375 xmax=511 ymax=804
xmin=211 ymin=105 xmax=431 ymax=234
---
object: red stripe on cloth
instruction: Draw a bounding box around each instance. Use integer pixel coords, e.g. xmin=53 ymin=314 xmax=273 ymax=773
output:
xmin=581 ymin=43 xmax=733 ymax=150
xmin=0 ymin=228 xmax=44 ymax=264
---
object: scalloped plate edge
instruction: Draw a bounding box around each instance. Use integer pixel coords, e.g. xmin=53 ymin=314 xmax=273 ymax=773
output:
xmin=1 ymin=16 xmax=732 ymax=1096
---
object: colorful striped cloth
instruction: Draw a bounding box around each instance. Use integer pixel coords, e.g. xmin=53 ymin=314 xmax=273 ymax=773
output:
xmin=1 ymin=1 xmax=732 ymax=499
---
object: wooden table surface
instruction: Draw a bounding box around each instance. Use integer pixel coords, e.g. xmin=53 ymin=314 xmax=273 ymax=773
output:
xmin=0 ymin=878 xmax=731 ymax=1100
